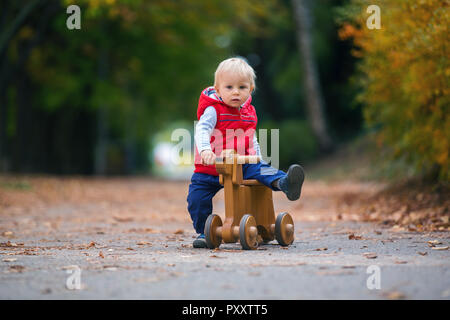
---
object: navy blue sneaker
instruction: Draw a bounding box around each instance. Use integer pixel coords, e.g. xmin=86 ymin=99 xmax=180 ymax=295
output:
xmin=193 ymin=234 xmax=207 ymax=248
xmin=278 ymin=164 xmax=305 ymax=201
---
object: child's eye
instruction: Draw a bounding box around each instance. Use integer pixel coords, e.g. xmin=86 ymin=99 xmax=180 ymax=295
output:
xmin=240 ymin=86 xmax=247 ymax=89
xmin=226 ymin=86 xmax=232 ymax=89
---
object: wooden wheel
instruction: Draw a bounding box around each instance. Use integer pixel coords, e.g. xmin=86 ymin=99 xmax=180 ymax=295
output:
xmin=239 ymin=214 xmax=259 ymax=250
xmin=205 ymin=214 xmax=223 ymax=249
xmin=275 ymin=212 xmax=294 ymax=246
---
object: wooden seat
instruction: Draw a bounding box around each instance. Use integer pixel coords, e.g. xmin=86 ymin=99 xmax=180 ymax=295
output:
xmin=241 ymin=179 xmax=262 ymax=186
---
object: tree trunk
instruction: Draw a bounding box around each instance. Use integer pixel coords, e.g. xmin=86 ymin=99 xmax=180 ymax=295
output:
xmin=0 ymin=45 xmax=8 ymax=171
xmin=291 ymin=0 xmax=333 ymax=152
xmin=0 ymin=0 xmax=42 ymax=56
xmin=14 ymin=63 xmax=31 ymax=172
xmin=0 ymin=75 xmax=7 ymax=172
xmin=0 ymin=2 xmax=13 ymax=171
xmin=94 ymin=44 xmax=109 ymax=175
xmin=124 ymin=86 xmax=137 ymax=175
xmin=0 ymin=0 xmax=54 ymax=172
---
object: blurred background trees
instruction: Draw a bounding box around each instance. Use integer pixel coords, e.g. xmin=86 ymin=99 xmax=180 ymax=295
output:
xmin=337 ymin=0 xmax=449 ymax=181
xmin=0 ymin=0 xmax=447 ymax=183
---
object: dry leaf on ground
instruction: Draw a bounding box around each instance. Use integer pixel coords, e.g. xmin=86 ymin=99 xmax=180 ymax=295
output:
xmin=394 ymin=260 xmax=407 ymax=264
xmin=431 ymin=246 xmax=448 ymax=251
xmin=9 ymin=265 xmax=25 ymax=272
xmin=348 ymin=234 xmax=362 ymax=240
xmin=113 ymin=216 xmax=133 ymax=222
xmin=383 ymin=291 xmax=406 ymax=300
xmin=137 ymin=241 xmax=152 ymax=245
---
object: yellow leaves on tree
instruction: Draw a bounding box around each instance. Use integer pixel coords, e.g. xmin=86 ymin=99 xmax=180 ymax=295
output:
xmin=339 ymin=0 xmax=450 ymax=181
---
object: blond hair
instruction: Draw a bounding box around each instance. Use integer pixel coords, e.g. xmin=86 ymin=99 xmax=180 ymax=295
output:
xmin=214 ymin=57 xmax=256 ymax=90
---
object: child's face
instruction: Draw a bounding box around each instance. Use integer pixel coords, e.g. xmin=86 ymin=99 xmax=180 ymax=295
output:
xmin=215 ymin=72 xmax=253 ymax=108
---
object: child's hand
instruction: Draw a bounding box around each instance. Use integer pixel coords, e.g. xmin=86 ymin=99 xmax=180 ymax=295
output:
xmin=201 ymin=150 xmax=216 ymax=165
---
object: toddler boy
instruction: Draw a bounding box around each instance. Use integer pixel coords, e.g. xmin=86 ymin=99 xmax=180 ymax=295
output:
xmin=187 ymin=57 xmax=304 ymax=248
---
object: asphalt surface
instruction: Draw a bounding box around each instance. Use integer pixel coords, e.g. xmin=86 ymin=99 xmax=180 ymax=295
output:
xmin=1 ymin=220 xmax=449 ymax=300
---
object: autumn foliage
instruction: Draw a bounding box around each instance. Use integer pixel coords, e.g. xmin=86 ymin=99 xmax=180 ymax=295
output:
xmin=338 ymin=0 xmax=449 ymax=181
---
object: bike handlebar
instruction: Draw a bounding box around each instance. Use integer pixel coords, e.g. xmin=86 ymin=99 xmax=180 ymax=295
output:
xmin=215 ymin=154 xmax=260 ymax=165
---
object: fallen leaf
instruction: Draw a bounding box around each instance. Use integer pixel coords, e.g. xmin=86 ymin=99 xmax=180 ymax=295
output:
xmin=384 ymin=291 xmax=406 ymax=300
xmin=9 ymin=265 xmax=25 ymax=272
xmin=314 ymin=247 xmax=328 ymax=251
xmin=2 ymin=258 xmax=17 ymax=262
xmin=99 ymin=251 xmax=105 ymax=258
xmin=137 ymin=241 xmax=151 ymax=245
xmin=417 ymin=251 xmax=428 ymax=256
xmin=431 ymin=246 xmax=448 ymax=251
xmin=427 ymin=240 xmax=442 ymax=246
xmin=103 ymin=265 xmax=118 ymax=271
xmin=113 ymin=216 xmax=133 ymax=222
xmin=363 ymin=252 xmax=377 ymax=259
xmin=394 ymin=260 xmax=408 ymax=264
xmin=349 ymin=233 xmax=362 ymax=240
xmin=174 ymin=229 xmax=184 ymax=234
xmin=61 ymin=265 xmax=79 ymax=270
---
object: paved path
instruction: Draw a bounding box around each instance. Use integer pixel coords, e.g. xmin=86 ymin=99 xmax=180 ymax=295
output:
xmin=1 ymin=220 xmax=449 ymax=299
xmin=0 ymin=178 xmax=449 ymax=299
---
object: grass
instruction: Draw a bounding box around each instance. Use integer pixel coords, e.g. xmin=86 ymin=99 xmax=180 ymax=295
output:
xmin=0 ymin=180 xmax=32 ymax=191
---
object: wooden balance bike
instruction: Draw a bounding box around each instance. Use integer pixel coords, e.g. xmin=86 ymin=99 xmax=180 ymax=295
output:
xmin=204 ymin=149 xmax=295 ymax=250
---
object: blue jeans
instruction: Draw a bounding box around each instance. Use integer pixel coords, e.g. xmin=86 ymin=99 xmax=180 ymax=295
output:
xmin=186 ymin=161 xmax=286 ymax=234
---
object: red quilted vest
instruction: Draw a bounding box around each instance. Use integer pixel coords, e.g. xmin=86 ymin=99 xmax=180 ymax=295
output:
xmin=194 ymin=87 xmax=258 ymax=176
